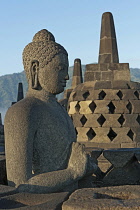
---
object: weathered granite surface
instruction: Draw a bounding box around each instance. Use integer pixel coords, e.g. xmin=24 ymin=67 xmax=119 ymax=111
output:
xmin=4 ymin=29 xmax=98 ymax=194
xmin=0 ymin=184 xmax=17 ymax=198
xmin=0 ymin=191 xmax=69 ymax=209
xmin=98 ymin=12 xmax=119 ymax=63
xmin=62 ymin=185 xmax=140 ymax=210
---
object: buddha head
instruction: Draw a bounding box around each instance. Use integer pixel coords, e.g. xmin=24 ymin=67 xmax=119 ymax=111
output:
xmin=23 ymin=29 xmax=69 ymax=94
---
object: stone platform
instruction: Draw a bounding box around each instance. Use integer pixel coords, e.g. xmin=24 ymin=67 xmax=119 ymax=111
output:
xmin=62 ymin=185 xmax=140 ymax=210
xmin=0 ymin=185 xmax=69 ymax=209
xmin=0 ymin=185 xmax=140 ymax=209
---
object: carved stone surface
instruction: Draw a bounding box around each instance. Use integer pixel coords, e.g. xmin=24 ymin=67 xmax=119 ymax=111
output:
xmin=0 ymin=191 xmax=70 ymax=209
xmin=4 ymin=29 xmax=98 ymax=194
xmin=71 ymin=59 xmax=83 ymax=89
xmin=98 ymin=12 xmax=119 ymax=63
xmin=62 ymin=186 xmax=140 ymax=210
xmin=17 ymin=82 xmax=24 ymax=102
xmin=0 ymin=184 xmax=17 ymax=198
xmin=68 ymin=81 xmax=140 ymax=147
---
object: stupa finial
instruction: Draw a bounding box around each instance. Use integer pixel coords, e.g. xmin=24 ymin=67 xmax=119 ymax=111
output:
xmin=98 ymin=12 xmax=119 ymax=63
xmin=71 ymin=59 xmax=83 ymax=89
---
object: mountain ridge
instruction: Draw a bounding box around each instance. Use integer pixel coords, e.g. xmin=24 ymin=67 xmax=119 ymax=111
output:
xmin=0 ymin=66 xmax=140 ymax=108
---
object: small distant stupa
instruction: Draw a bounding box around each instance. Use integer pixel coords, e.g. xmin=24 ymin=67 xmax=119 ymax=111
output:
xmin=11 ymin=82 xmax=24 ymax=105
xmin=59 ymin=58 xmax=83 ymax=108
xmin=68 ymin=12 xmax=140 ymax=149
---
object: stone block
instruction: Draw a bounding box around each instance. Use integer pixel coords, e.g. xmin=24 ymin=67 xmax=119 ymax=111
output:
xmin=103 ymin=162 xmax=140 ymax=186
xmin=68 ymin=101 xmax=80 ymax=114
xmin=108 ymin=63 xmax=129 ymax=71
xmin=131 ymin=127 xmax=140 ymax=142
xmin=71 ymin=76 xmax=82 ymax=89
xmin=62 ymin=186 xmax=140 ymax=210
xmin=121 ymin=143 xmax=137 ymax=148
xmin=123 ymin=114 xmax=139 ymax=127
xmin=82 ymin=142 xmax=100 ymax=148
xmin=71 ymin=91 xmax=86 ymax=101
xmin=102 ymin=114 xmax=121 ymax=127
xmin=101 ymin=89 xmax=119 ymax=100
xmin=86 ymin=89 xmax=100 ymax=100
xmin=94 ymin=100 xmax=109 ymax=114
xmin=130 ymin=100 xmax=140 ymax=113
xmin=94 ymin=72 xmax=101 ymax=80
xmin=112 ymin=100 xmax=129 ymax=114
xmin=103 ymin=148 xmax=140 ymax=167
xmin=122 ymin=89 xmax=139 ymax=100
xmin=113 ymin=70 xmax=130 ymax=81
xmin=94 ymin=81 xmax=112 ymax=89
xmin=101 ymin=71 xmax=113 ymax=81
xmin=98 ymin=54 xmax=112 ymax=63
xmin=0 ymin=191 xmax=69 ymax=210
xmin=76 ymin=127 xmax=89 ymax=142
xmin=99 ymin=63 xmax=109 ymax=71
xmin=82 ymin=81 xmax=96 ymax=89
xmin=0 ymin=185 xmax=17 ymax=198
xmin=97 ymin=143 xmax=121 ymax=149
xmin=112 ymin=80 xmax=131 ymax=89
xmin=91 ymin=127 xmax=110 ymax=143
xmin=97 ymin=152 xmax=112 ymax=169
xmin=99 ymin=38 xmax=114 ymax=54
xmin=90 ymin=149 xmax=103 ymax=159
xmin=111 ymin=127 xmax=133 ymax=143
xmin=127 ymin=81 xmax=140 ymax=90
xmin=84 ymin=114 xmax=101 ymax=127
xmin=71 ymin=114 xmax=83 ymax=127
xmin=84 ymin=72 xmax=95 ymax=82
xmin=86 ymin=64 xmax=100 ymax=71
xmin=79 ymin=101 xmax=95 ymax=114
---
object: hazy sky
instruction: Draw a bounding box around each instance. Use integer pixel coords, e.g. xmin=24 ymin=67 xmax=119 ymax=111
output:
xmin=0 ymin=0 xmax=139 ymax=76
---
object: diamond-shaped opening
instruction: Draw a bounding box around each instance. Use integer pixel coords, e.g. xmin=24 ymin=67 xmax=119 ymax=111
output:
xmin=75 ymin=128 xmax=78 ymax=135
xmin=98 ymin=90 xmax=106 ymax=100
xmin=126 ymin=101 xmax=132 ymax=114
xmin=107 ymin=128 xmax=117 ymax=141
xmin=89 ymin=101 xmax=97 ymax=113
xmin=107 ymin=101 xmax=115 ymax=114
xmin=117 ymin=90 xmax=123 ymax=100
xmin=83 ymin=91 xmax=90 ymax=100
xmin=127 ymin=129 xmax=134 ymax=140
xmin=136 ymin=115 xmax=140 ymax=125
xmin=118 ymin=114 xmax=125 ymax=126
xmin=97 ymin=114 xmax=106 ymax=126
xmin=134 ymin=91 xmax=139 ymax=99
xmin=86 ymin=128 xmax=96 ymax=141
xmin=80 ymin=115 xmax=87 ymax=126
xmin=75 ymin=102 xmax=80 ymax=112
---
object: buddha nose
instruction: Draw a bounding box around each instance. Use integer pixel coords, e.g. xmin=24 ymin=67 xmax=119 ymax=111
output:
xmin=65 ymin=74 xmax=69 ymax=80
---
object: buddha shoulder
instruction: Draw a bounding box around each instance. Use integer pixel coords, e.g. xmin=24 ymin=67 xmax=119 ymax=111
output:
xmin=5 ymin=97 xmax=47 ymax=125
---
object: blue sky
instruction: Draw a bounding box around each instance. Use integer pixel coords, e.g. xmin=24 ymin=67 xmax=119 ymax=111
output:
xmin=0 ymin=0 xmax=140 ymax=76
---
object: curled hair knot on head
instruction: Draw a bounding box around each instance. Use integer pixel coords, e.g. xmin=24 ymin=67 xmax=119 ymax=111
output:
xmin=23 ymin=29 xmax=68 ymax=81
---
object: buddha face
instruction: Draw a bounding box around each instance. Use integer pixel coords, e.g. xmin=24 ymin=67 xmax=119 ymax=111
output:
xmin=38 ymin=53 xmax=69 ymax=94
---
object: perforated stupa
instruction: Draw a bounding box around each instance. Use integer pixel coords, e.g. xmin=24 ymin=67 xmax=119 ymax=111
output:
xmin=68 ymin=12 xmax=140 ymax=149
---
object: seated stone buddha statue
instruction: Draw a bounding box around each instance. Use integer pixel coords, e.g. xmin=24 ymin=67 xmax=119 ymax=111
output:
xmin=4 ymin=29 xmax=100 ymax=193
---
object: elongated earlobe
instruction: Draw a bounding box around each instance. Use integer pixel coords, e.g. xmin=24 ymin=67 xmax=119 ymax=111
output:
xmin=30 ymin=60 xmax=40 ymax=89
